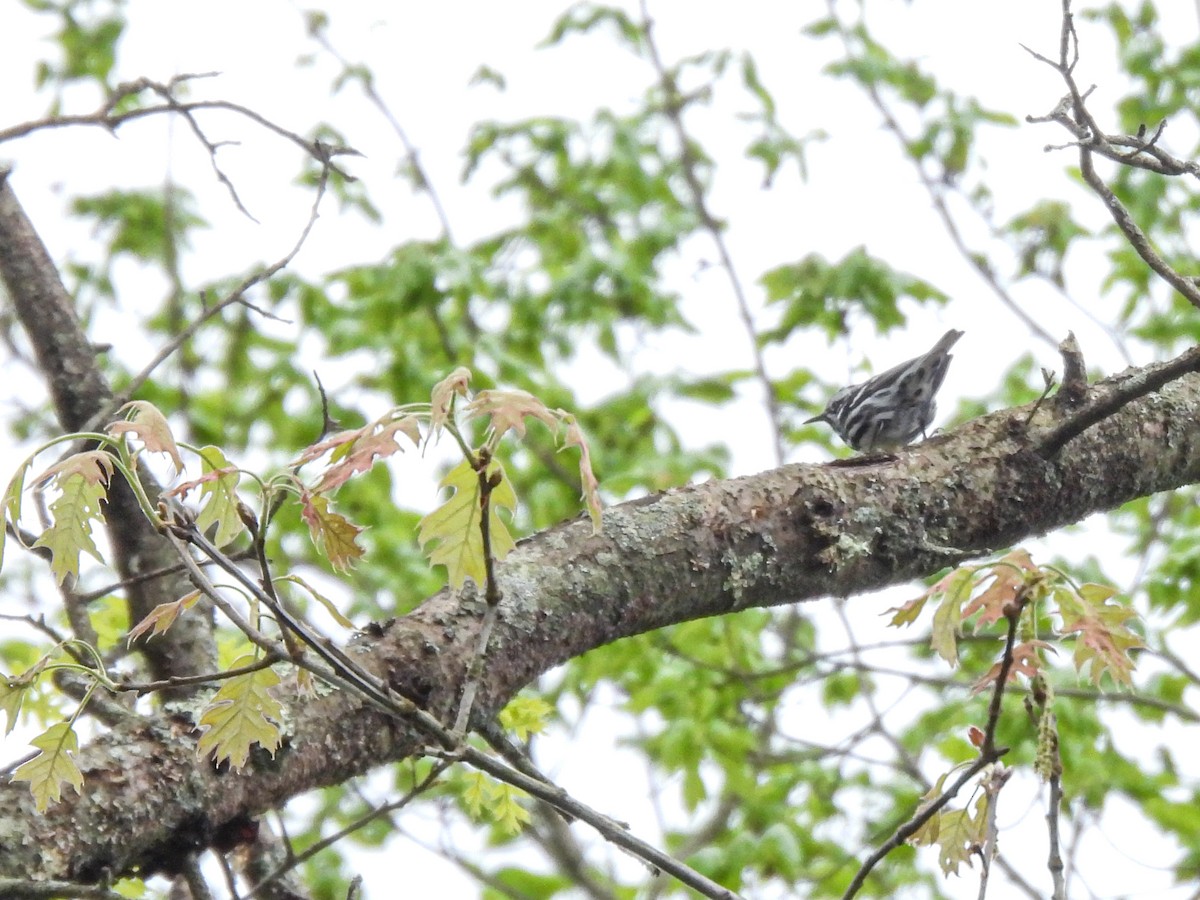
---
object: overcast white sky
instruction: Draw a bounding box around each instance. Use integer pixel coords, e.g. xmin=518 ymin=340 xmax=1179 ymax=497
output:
xmin=4 ymin=2 xmax=1200 ymax=898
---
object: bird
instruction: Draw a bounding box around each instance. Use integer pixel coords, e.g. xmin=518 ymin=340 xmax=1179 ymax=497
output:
xmin=804 ymin=328 xmax=963 ymax=453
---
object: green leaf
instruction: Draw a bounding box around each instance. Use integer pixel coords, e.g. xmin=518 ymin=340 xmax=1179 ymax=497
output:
xmin=498 ymin=696 xmax=554 ymax=740
xmin=418 ymin=458 xmax=517 ymax=588
xmin=32 ymin=451 xmax=114 ymax=583
xmin=0 ymin=677 xmax=29 ymax=736
xmin=196 ymin=656 xmax=284 ymax=769
xmin=193 ymin=446 xmax=244 ymax=548
xmin=300 ymin=492 xmax=365 ymax=572
xmin=11 ymin=722 xmax=85 ymax=812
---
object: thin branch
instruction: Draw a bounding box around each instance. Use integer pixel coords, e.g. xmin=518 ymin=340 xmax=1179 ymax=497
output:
xmin=976 ymin=764 xmax=1013 ymax=900
xmin=824 ymin=0 xmax=1060 ymax=351
xmin=83 ymin=162 xmax=331 ymax=436
xmin=0 ymin=81 xmax=360 ymax=182
xmin=842 ymin=597 xmax=1023 ymax=899
xmin=638 ymin=0 xmax=786 ymax=465
xmin=0 ymin=879 xmax=129 ymax=900
xmin=1046 ymin=771 xmax=1066 ymax=899
xmin=241 ymin=761 xmax=451 ymax=900
xmin=1025 ymin=0 xmax=1200 ymax=315
xmin=112 ymin=653 xmax=285 ymax=697
xmin=1037 ymin=344 xmax=1200 ymax=457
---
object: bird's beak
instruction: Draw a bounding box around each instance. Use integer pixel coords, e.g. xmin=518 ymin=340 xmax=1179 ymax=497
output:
xmin=803 ymin=412 xmax=826 ymax=425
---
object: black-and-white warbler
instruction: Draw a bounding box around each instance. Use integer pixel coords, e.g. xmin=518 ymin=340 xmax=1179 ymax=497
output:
xmin=805 ymin=328 xmax=963 ymax=453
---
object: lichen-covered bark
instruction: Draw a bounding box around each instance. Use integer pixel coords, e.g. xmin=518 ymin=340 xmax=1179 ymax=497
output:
xmin=1 ymin=361 xmax=1199 ymax=882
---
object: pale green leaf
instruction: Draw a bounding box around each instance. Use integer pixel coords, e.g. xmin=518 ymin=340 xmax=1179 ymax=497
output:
xmin=193 ymin=446 xmax=244 ymax=548
xmin=417 ymin=457 xmax=517 ymax=588
xmin=196 ymin=656 xmax=283 ymax=769
xmin=11 ymin=722 xmax=85 ymax=812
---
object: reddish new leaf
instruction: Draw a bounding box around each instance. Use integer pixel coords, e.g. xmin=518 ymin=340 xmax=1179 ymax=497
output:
xmin=107 ymin=401 xmax=184 ymax=474
xmin=430 ymin=367 xmax=472 ymax=433
xmin=289 ymin=427 xmax=369 ymax=467
xmin=1056 ymin=583 xmax=1143 ymax=686
xmin=971 ymin=640 xmax=1056 ymax=694
xmin=311 ymin=418 xmax=419 ymax=493
xmin=466 ymin=389 xmax=559 ymax=439
xmin=127 ymin=590 xmax=202 ymax=645
xmin=561 ymin=414 xmax=602 ymax=532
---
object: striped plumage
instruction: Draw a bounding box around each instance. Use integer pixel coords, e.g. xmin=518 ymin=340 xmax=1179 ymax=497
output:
xmin=805 ymin=329 xmax=963 ymax=453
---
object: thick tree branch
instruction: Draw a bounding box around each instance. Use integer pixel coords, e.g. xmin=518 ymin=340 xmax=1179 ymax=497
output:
xmin=3 ymin=359 xmax=1200 ymax=883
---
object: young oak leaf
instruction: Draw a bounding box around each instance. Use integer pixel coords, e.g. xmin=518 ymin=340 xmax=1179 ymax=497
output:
xmin=1055 ymin=583 xmax=1143 ymax=686
xmin=192 ymin=447 xmax=243 ymax=548
xmin=430 ymin=367 xmax=472 ymax=435
xmin=310 ymin=418 xmax=420 ymax=494
xmin=932 ymin=796 xmax=988 ymax=876
xmin=0 ymin=677 xmax=30 ymax=735
xmin=11 ymin=721 xmax=85 ymax=812
xmin=461 ymin=770 xmax=532 ymax=836
xmin=107 ymin=400 xmax=184 ymax=474
xmin=466 ymin=389 xmax=559 ymax=440
xmin=32 ymin=451 xmax=115 ymax=583
xmin=561 ymin=414 xmax=602 ymax=532
xmin=300 ymin=492 xmax=365 ymax=572
xmin=492 ymin=782 xmax=533 ymax=835
xmin=289 ymin=426 xmax=369 ymax=467
xmin=127 ymin=590 xmax=202 ymax=645
xmin=888 ymin=566 xmax=973 ymax=628
xmin=417 ymin=457 xmax=516 ymax=589
xmin=196 ymin=656 xmax=284 ymax=769
xmin=908 ymin=774 xmax=988 ymax=876
xmin=962 ymin=551 xmax=1036 ymax=630
xmin=971 ymin=640 xmax=1056 ymax=694
xmin=498 ymin=695 xmax=554 ymax=741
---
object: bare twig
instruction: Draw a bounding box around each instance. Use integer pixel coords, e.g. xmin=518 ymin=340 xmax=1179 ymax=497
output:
xmin=638 ymin=0 xmax=786 ymax=465
xmin=976 ymin=764 xmax=1013 ymax=900
xmin=1026 ymin=0 xmax=1200 ymax=314
xmin=241 ymin=761 xmax=451 ymax=900
xmin=0 ymin=879 xmax=129 ymax=900
xmin=0 ymin=78 xmax=360 ymax=182
xmin=823 ymin=0 xmax=1060 ymax=351
xmin=1036 ymin=344 xmax=1200 ymax=457
xmin=842 ymin=595 xmax=1023 ymax=899
xmin=1046 ymin=771 xmax=1066 ymax=899
xmin=112 ymin=653 xmax=285 ymax=697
